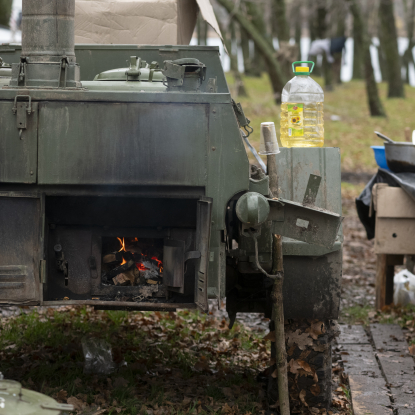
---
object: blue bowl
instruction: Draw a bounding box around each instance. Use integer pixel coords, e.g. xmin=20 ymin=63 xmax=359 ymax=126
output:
xmin=371 ymin=146 xmax=390 ymax=171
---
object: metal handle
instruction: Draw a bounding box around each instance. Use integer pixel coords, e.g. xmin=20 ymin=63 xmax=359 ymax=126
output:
xmin=374 ymin=131 xmax=394 ymax=144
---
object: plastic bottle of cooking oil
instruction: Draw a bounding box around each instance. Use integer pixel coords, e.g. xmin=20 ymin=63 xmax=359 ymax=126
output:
xmin=280 ymin=61 xmax=324 ymax=148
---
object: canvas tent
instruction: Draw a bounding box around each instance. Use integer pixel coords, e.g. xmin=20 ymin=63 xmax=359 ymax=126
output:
xmin=75 ymin=0 xmax=222 ymax=45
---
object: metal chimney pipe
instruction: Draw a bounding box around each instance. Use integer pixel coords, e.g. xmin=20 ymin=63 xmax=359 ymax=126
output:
xmin=9 ymin=0 xmax=81 ymax=88
xmin=21 ymin=0 xmax=76 ymax=63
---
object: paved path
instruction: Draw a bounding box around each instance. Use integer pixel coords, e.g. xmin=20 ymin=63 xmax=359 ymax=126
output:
xmin=339 ymin=324 xmax=415 ymax=415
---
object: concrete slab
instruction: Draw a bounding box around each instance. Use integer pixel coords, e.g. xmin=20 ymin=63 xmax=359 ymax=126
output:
xmin=349 ymin=375 xmax=392 ymax=415
xmin=370 ymin=324 xmax=415 ymax=415
xmin=339 ymin=324 xmax=370 ymax=344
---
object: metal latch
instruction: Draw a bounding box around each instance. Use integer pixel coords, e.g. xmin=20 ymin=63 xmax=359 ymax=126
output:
xmin=12 ymin=95 xmax=32 ymax=140
xmin=232 ymin=100 xmax=253 ymax=137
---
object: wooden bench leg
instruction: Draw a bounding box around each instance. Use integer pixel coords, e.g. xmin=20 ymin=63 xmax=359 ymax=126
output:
xmin=376 ymin=254 xmax=396 ymax=310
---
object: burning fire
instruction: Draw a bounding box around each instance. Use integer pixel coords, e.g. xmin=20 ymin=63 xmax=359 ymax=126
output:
xmin=117 ymin=237 xmax=127 ymax=265
xmin=117 ymin=237 xmax=163 ymax=272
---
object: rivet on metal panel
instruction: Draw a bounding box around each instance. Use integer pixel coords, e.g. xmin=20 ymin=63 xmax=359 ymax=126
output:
xmin=212 ymin=147 xmax=216 ymax=151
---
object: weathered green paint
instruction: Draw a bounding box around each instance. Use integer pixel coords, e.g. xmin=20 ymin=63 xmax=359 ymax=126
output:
xmin=0 ymin=101 xmax=38 ymax=183
xmin=37 ymin=102 xmax=209 ymax=185
xmin=0 ymin=44 xmax=229 ymax=91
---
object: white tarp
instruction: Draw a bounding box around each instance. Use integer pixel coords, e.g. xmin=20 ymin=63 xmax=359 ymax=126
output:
xmin=75 ymin=0 xmax=222 ymax=45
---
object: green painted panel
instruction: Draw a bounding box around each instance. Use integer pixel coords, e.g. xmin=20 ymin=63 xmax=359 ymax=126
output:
xmin=38 ymin=102 xmax=208 ymax=185
xmin=206 ymin=103 xmax=250 ymax=298
xmin=273 ymin=147 xmax=343 ymax=255
xmin=0 ymin=101 xmax=38 ymax=183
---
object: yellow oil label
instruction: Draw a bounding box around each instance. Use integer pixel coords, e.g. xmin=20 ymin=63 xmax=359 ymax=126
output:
xmin=287 ymin=103 xmax=304 ymax=137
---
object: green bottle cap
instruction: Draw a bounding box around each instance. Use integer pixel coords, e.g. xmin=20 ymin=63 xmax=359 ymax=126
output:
xmin=292 ymin=61 xmax=315 ymax=76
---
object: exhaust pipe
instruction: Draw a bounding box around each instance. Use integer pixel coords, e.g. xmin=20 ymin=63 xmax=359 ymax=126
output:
xmin=9 ymin=0 xmax=81 ymax=88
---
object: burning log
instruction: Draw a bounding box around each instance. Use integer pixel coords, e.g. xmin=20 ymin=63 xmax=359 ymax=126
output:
xmin=103 ymin=252 xmax=123 ymax=264
xmin=113 ymin=267 xmax=140 ymax=286
xmin=103 ymin=259 xmax=135 ymax=283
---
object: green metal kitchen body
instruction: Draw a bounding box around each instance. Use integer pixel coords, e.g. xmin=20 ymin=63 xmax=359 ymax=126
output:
xmin=0 ymin=1 xmax=342 ymax=321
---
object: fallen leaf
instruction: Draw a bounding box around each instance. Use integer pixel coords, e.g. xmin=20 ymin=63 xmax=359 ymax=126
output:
xmin=409 ymin=344 xmax=415 ymax=355
xmin=286 ymin=329 xmax=313 ymax=350
xmin=67 ymin=396 xmax=86 ymax=411
xmin=263 ymin=331 xmax=275 ymax=342
xmin=306 ymin=321 xmax=325 ymax=340
xmin=299 ymin=389 xmax=308 ymax=407
xmin=310 ymin=384 xmax=321 ymax=396
xmin=56 ymin=389 xmax=68 ymax=403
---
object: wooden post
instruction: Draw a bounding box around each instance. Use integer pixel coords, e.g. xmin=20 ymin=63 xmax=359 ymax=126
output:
xmin=271 ymin=234 xmax=290 ymax=415
xmin=376 ymin=254 xmax=404 ymax=309
xmin=268 ymin=155 xmax=290 ymax=415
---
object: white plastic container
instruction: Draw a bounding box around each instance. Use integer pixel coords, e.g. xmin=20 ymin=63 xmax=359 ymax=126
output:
xmin=280 ymin=61 xmax=324 ymax=148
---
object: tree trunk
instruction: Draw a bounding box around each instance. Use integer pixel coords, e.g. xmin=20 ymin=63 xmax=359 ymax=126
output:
xmin=0 ymin=0 xmax=13 ymax=27
xmin=218 ymin=18 xmax=248 ymax=97
xmin=333 ymin=0 xmax=347 ymax=84
xmin=315 ymin=0 xmax=333 ymax=90
xmin=294 ymin=11 xmax=302 ymax=61
xmin=272 ymin=0 xmax=290 ymax=42
xmin=352 ymin=16 xmax=365 ymax=79
xmin=378 ymin=0 xmax=404 ymax=98
xmin=197 ymin=14 xmax=208 ymax=46
xmin=402 ymin=0 xmax=415 ymax=84
xmin=244 ymin=0 xmax=271 ymax=75
xmin=348 ymin=0 xmax=386 ymax=117
xmin=230 ymin=22 xmax=248 ymax=97
xmin=217 ymin=0 xmax=288 ymax=103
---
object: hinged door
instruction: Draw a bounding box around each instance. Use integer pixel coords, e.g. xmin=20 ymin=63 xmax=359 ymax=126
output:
xmin=0 ymin=100 xmax=38 ymax=183
xmin=0 ymin=194 xmax=44 ymax=304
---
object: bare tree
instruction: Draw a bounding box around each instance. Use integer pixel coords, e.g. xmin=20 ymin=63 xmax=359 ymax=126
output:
xmin=378 ymin=0 xmax=404 ymax=97
xmin=272 ymin=0 xmax=290 ymax=42
xmin=216 ymin=0 xmax=288 ymax=103
xmin=402 ymin=0 xmax=415 ymax=84
xmin=348 ymin=0 xmax=386 ymax=116
xmin=0 ymin=0 xmax=13 ymax=27
xmin=217 ymin=18 xmax=248 ymax=97
xmin=197 ymin=14 xmax=208 ymax=46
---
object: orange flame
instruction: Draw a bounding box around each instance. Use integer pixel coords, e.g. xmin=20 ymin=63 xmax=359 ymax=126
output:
xmin=117 ymin=237 xmax=127 ymax=265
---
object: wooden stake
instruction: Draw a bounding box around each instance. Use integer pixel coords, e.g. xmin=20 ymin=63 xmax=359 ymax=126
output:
xmin=267 ymin=153 xmax=290 ymax=414
xmin=271 ymin=234 xmax=290 ymax=415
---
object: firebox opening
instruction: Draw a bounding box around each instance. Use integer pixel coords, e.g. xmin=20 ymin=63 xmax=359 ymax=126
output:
xmin=101 ymin=237 xmax=164 ymax=289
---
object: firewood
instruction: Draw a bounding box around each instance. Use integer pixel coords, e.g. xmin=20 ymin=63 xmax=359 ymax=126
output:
xmin=124 ymin=267 xmax=140 ymax=285
xmin=112 ymin=273 xmax=131 ymax=286
xmin=103 ymin=252 xmax=123 ymax=264
xmin=104 ymin=260 xmax=135 ymax=279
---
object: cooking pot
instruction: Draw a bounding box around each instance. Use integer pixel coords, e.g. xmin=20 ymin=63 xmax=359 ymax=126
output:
xmin=384 ymin=142 xmax=415 ymax=173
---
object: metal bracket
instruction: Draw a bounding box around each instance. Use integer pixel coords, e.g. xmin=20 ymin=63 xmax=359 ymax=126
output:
xmin=207 ymin=77 xmax=218 ymax=93
xmin=184 ymin=251 xmax=201 ymax=262
xmin=303 ymin=174 xmax=322 ymax=206
xmin=269 ymin=197 xmax=343 ymax=249
xmin=58 ymin=56 xmax=69 ymax=88
xmin=12 ymin=95 xmax=32 ymax=139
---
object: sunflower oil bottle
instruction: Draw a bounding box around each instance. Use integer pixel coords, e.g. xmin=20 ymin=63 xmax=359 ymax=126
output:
xmin=280 ymin=61 xmax=324 ymax=147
